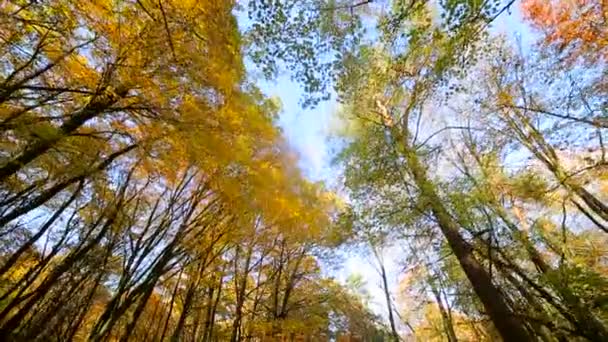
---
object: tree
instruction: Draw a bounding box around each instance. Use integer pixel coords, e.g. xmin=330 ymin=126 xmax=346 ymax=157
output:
xmin=522 ymin=0 xmax=608 ymax=64
xmin=0 ymin=1 xmax=370 ymax=341
xmin=330 ymin=0 xmax=608 ymax=340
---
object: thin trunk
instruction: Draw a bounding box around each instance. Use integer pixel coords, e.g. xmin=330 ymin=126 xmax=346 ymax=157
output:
xmin=119 ymin=276 xmax=162 ymax=342
xmin=171 ymin=267 xmax=201 ymax=342
xmin=0 ymin=144 xmax=137 ymax=228
xmin=507 ymin=111 xmax=608 ymax=231
xmin=170 ymin=288 xmax=193 ymax=342
xmin=231 ymin=242 xmax=254 ymax=342
xmin=29 ymin=236 xmax=115 ymax=341
xmin=90 ymin=181 xmax=202 ymax=341
xmin=430 ymin=284 xmax=458 ymax=342
xmin=201 ymin=285 xmax=215 ymax=342
xmin=90 ymin=242 xmax=179 ymax=341
xmin=191 ymin=303 xmax=204 ymax=342
xmin=0 ymin=181 xmax=82 ymax=278
xmin=160 ymin=268 xmax=184 ymax=341
xmin=377 ymin=252 xmax=399 ymax=342
xmin=207 ymin=273 xmax=224 ymax=342
xmin=0 ymin=202 xmax=121 ymax=336
xmin=64 ymin=259 xmax=110 ymax=342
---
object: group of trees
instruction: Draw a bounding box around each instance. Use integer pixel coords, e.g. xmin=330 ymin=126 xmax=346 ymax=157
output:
xmin=331 ymin=0 xmax=608 ymax=340
xmin=0 ymin=0 xmax=388 ymax=341
xmin=1 ymin=0 xmax=607 ymax=341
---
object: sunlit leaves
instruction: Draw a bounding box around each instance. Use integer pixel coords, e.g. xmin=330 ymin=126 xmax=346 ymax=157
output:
xmin=0 ymin=1 xmax=351 ymax=340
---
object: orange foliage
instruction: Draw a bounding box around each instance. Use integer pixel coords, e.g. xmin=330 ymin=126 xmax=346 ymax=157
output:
xmin=521 ymin=0 xmax=608 ymax=63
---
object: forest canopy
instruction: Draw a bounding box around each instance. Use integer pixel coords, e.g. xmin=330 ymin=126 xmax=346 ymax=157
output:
xmin=0 ymin=0 xmax=607 ymax=341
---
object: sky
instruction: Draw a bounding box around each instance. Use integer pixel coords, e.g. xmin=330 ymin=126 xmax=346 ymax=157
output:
xmin=252 ymin=0 xmax=535 ymax=330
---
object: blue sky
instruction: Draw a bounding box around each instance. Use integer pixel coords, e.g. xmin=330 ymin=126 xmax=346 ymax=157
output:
xmin=263 ymin=76 xmax=337 ymax=182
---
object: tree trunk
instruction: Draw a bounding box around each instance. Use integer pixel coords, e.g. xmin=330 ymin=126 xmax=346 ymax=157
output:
xmin=374 ymin=248 xmax=400 ymax=342
xmin=0 ymin=86 xmax=129 ymax=182
xmin=399 ymin=139 xmax=532 ymax=341
xmin=430 ymin=283 xmax=458 ymax=342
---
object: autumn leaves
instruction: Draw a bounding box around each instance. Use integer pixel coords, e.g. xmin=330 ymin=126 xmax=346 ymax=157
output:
xmin=0 ymin=1 xmax=364 ymax=340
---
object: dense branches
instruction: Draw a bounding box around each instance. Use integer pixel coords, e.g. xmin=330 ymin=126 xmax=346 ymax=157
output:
xmin=334 ymin=0 xmax=608 ymax=340
xmin=0 ymin=1 xmax=383 ymax=340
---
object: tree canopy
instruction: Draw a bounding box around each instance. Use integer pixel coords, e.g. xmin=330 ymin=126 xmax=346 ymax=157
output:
xmin=0 ymin=0 xmax=607 ymax=341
